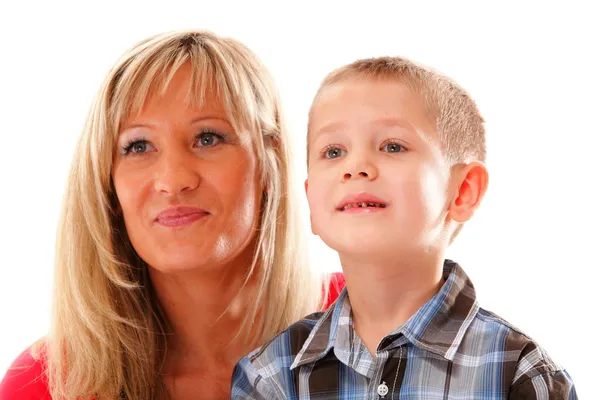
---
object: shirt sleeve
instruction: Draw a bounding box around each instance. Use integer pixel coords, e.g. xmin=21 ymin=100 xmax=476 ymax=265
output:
xmin=508 ymin=370 xmax=578 ymax=399
xmin=230 ymin=356 xmax=279 ymax=400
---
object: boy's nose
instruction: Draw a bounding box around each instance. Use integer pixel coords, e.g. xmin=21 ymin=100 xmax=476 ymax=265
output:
xmin=342 ymin=163 xmax=378 ymax=181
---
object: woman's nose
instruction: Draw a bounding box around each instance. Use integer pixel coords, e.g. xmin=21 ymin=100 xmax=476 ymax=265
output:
xmin=154 ymin=151 xmax=201 ymax=195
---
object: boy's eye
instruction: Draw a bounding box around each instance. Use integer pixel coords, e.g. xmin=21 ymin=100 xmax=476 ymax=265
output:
xmin=195 ymin=132 xmax=224 ymax=147
xmin=382 ymin=142 xmax=405 ymax=153
xmin=324 ymin=147 xmax=347 ymax=159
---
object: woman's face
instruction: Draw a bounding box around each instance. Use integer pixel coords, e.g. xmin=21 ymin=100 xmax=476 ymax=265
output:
xmin=112 ymin=64 xmax=262 ymax=274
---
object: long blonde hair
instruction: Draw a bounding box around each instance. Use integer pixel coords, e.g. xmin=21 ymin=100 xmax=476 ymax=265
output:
xmin=35 ymin=30 xmax=323 ymax=400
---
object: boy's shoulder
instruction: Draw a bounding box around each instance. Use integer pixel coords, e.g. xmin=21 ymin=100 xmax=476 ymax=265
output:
xmin=474 ymin=307 xmax=533 ymax=339
xmin=467 ymin=306 xmax=569 ymax=387
xmin=473 ymin=306 xmax=554 ymax=356
xmin=243 ymin=272 xmax=345 ymax=371
xmin=232 ymin=310 xmax=332 ymax=399
xmin=248 ymin=310 xmax=328 ymax=368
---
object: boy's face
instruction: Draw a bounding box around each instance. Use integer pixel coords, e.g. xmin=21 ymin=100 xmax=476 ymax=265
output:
xmin=306 ymin=78 xmax=454 ymax=258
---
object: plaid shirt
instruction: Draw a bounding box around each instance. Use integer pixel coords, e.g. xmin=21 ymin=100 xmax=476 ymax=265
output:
xmin=231 ymin=260 xmax=577 ymax=399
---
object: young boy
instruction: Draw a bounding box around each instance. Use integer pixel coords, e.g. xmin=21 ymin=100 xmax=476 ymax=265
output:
xmin=231 ymin=57 xmax=577 ymax=399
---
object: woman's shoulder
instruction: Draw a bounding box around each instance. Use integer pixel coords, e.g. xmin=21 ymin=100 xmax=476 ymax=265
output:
xmin=324 ymin=271 xmax=345 ymax=309
xmin=0 ymin=341 xmax=52 ymax=399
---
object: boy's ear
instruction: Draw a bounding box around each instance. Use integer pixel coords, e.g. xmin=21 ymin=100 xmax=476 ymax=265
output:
xmin=304 ymin=179 xmax=309 ymax=196
xmin=449 ymin=161 xmax=489 ymax=223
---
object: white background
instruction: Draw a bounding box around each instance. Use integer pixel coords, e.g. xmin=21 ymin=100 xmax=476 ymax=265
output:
xmin=0 ymin=1 xmax=598 ymax=397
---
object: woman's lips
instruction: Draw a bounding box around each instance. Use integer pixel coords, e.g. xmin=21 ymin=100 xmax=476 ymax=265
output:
xmin=155 ymin=206 xmax=210 ymax=227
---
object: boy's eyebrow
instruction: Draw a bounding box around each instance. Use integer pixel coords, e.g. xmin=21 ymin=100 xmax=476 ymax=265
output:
xmin=311 ymin=117 xmax=420 ymax=138
xmin=308 ymin=122 xmax=344 ymax=151
xmin=310 ymin=120 xmax=347 ymax=137
xmin=372 ymin=117 xmax=435 ymax=144
xmin=373 ymin=118 xmax=419 ymax=134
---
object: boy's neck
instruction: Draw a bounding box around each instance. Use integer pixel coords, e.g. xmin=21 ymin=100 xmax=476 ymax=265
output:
xmin=340 ymin=250 xmax=446 ymax=356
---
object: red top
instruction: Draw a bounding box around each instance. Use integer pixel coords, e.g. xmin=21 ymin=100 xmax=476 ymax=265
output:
xmin=0 ymin=273 xmax=345 ymax=399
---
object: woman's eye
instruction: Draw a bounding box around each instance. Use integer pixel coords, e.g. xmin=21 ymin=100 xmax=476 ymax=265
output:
xmin=196 ymin=132 xmax=224 ymax=147
xmin=132 ymin=142 xmax=148 ymax=153
xmin=325 ymin=147 xmax=347 ymax=159
xmin=122 ymin=139 xmax=154 ymax=155
xmin=382 ymin=142 xmax=405 ymax=153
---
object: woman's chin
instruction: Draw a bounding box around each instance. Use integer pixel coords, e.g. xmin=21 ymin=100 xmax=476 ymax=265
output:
xmin=142 ymin=244 xmax=216 ymax=274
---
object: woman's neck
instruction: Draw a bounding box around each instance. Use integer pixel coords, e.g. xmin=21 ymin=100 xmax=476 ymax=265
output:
xmin=149 ymin=259 xmax=260 ymax=374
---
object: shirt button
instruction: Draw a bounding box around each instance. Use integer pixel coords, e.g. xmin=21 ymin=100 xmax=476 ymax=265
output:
xmin=377 ymin=381 xmax=389 ymax=397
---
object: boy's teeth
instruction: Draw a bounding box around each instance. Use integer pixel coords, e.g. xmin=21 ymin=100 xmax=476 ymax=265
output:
xmin=342 ymin=202 xmax=385 ymax=210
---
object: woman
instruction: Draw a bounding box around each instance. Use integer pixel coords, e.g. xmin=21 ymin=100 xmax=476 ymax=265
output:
xmin=0 ymin=30 xmax=344 ymax=399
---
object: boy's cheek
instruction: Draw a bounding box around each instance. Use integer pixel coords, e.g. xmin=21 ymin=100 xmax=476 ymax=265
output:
xmin=307 ymin=190 xmax=328 ymax=213
xmin=307 ymin=186 xmax=335 ymax=224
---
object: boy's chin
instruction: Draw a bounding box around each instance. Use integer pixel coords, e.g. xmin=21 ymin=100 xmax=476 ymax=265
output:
xmin=321 ymin=232 xmax=414 ymax=260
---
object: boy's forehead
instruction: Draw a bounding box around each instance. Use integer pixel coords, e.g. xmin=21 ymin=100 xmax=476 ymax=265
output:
xmin=308 ymin=77 xmax=436 ymax=141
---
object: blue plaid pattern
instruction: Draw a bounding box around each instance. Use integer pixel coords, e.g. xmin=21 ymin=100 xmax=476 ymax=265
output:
xmin=232 ymin=260 xmax=577 ymax=399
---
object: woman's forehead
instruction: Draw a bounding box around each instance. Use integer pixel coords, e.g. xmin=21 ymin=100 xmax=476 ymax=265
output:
xmin=118 ymin=73 xmax=247 ymax=131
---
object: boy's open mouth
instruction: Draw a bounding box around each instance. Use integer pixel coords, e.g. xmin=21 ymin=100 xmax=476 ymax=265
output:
xmin=336 ymin=193 xmax=389 ymax=211
xmin=338 ymin=202 xmax=388 ymax=211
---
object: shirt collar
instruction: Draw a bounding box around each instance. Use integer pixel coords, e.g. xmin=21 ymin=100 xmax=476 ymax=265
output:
xmin=290 ymin=286 xmax=345 ymax=369
xmin=291 ymin=260 xmax=479 ymax=369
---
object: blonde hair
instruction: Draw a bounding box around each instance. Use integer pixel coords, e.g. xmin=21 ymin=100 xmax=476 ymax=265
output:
xmin=308 ymin=56 xmax=486 ymax=240
xmin=35 ymin=30 xmax=323 ymax=399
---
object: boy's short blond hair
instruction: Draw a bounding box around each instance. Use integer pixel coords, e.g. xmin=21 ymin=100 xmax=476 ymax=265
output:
xmin=309 ymin=56 xmax=486 ymax=165
xmin=308 ymin=56 xmax=486 ymax=241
